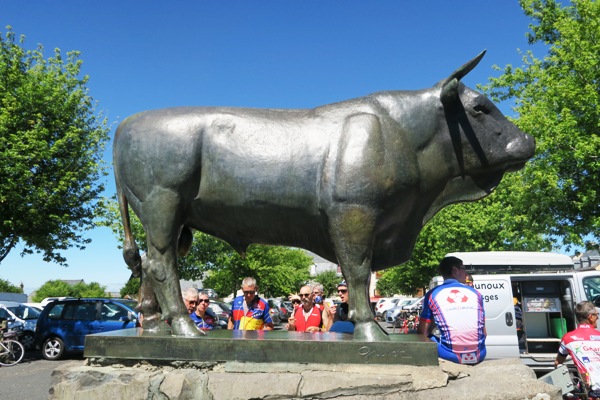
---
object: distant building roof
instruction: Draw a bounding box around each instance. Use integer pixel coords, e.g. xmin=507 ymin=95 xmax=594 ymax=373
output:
xmin=60 ymin=279 xmax=85 ymax=286
xmin=303 ymin=250 xmax=340 ymax=277
xmin=574 ymin=250 xmax=600 ymax=269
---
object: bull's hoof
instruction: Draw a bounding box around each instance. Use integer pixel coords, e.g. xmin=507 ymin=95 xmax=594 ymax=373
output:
xmin=171 ymin=316 xmax=205 ymax=337
xmin=141 ymin=313 xmax=162 ymax=332
xmin=353 ymin=320 xmax=390 ymax=341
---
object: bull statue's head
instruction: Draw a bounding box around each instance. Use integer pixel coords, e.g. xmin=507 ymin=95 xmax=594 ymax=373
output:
xmin=424 ymin=50 xmax=536 ymax=222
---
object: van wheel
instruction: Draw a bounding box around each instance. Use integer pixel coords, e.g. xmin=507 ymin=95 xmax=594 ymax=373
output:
xmin=21 ymin=331 xmax=35 ymax=350
xmin=42 ymin=337 xmax=65 ymax=360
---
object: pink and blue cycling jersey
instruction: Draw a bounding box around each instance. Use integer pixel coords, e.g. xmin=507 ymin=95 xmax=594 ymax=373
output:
xmin=420 ymin=279 xmax=486 ymax=364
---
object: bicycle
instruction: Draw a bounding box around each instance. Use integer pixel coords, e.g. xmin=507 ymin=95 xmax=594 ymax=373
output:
xmin=0 ymin=322 xmax=25 ymax=367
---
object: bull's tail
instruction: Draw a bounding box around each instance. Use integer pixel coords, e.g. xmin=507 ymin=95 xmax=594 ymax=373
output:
xmin=117 ymin=186 xmax=142 ymax=278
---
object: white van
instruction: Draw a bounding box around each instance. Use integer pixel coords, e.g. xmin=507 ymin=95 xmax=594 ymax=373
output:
xmin=428 ymin=251 xmax=600 ymax=373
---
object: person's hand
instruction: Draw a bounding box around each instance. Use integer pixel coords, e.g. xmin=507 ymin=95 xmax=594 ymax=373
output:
xmin=287 ymin=317 xmax=296 ymax=331
xmin=327 ymin=304 xmax=336 ymax=317
xmin=306 ymin=326 xmax=321 ymax=333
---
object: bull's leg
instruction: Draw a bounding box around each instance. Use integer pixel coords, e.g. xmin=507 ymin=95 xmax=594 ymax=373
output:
xmin=141 ymin=189 xmax=202 ymax=337
xmin=137 ymin=262 xmax=162 ymax=332
xmin=329 ymin=205 xmax=389 ymax=341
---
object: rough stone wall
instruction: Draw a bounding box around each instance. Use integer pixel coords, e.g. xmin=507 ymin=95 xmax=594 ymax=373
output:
xmin=49 ymin=358 xmax=561 ymax=400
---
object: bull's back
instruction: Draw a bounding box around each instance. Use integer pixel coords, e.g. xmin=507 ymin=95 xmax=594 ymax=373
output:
xmin=113 ymin=106 xmax=348 ymax=256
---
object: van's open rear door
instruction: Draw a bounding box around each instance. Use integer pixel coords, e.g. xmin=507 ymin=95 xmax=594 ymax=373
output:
xmin=472 ymin=274 xmax=520 ymax=359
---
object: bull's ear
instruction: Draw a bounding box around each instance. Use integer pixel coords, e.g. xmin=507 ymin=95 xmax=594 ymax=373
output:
xmin=442 ymin=50 xmax=486 ymax=86
xmin=441 ymin=78 xmax=459 ymax=106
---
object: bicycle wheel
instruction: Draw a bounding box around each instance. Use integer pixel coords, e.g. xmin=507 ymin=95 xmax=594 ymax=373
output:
xmin=0 ymin=339 xmax=25 ymax=366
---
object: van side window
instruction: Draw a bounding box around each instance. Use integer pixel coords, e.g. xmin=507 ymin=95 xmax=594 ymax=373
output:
xmin=46 ymin=304 xmax=65 ymax=319
xmin=0 ymin=308 xmax=9 ymax=319
xmin=583 ymin=277 xmax=600 ymax=307
xmin=72 ymin=303 xmax=97 ymax=321
xmin=101 ymin=303 xmax=128 ymax=321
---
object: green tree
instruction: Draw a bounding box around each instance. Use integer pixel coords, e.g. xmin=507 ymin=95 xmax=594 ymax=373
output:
xmin=482 ymin=0 xmax=600 ymax=249
xmin=120 ymin=277 xmax=140 ymax=299
xmin=0 ymin=278 xmax=21 ymax=293
xmin=312 ymin=270 xmax=341 ymax=298
xmin=203 ymin=245 xmax=312 ymax=298
xmin=32 ymin=280 xmax=108 ymax=301
xmin=0 ymin=27 xmax=109 ymax=265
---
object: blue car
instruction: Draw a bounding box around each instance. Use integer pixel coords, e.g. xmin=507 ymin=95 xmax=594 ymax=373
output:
xmin=34 ymin=298 xmax=139 ymax=360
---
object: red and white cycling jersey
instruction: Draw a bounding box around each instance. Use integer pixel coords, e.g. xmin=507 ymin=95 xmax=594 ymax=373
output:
xmin=558 ymin=324 xmax=600 ymax=390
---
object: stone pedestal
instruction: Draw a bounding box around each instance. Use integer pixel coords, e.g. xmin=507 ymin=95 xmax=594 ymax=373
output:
xmin=46 ymin=329 xmax=562 ymax=399
xmin=50 ymin=358 xmax=561 ymax=399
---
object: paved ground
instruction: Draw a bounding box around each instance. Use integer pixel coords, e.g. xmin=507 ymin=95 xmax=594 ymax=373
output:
xmin=0 ymin=350 xmax=82 ymax=400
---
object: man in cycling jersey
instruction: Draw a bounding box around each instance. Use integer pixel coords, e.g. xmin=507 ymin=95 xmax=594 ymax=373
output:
xmin=555 ymin=301 xmax=600 ymax=398
xmin=418 ymin=256 xmax=486 ymax=364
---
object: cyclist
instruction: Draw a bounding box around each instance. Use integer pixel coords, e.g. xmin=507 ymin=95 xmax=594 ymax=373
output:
xmin=555 ymin=301 xmax=600 ymax=399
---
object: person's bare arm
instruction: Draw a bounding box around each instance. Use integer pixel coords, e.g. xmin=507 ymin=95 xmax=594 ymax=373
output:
xmin=263 ymin=322 xmax=274 ymax=331
xmin=417 ymin=317 xmax=431 ymax=336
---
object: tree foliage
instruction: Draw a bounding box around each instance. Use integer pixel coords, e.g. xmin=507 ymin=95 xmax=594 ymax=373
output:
xmin=203 ymin=245 xmax=312 ymax=298
xmin=482 ymin=0 xmax=600 ymax=248
xmin=0 ymin=277 xmax=22 ymax=293
xmin=31 ymin=280 xmax=108 ymax=301
xmin=0 ymin=27 xmax=109 ymax=265
xmin=120 ymin=277 xmax=140 ymax=299
xmin=312 ymin=270 xmax=341 ymax=298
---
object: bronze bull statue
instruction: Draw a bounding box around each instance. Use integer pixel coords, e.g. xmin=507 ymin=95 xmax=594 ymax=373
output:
xmin=113 ymin=51 xmax=535 ymax=340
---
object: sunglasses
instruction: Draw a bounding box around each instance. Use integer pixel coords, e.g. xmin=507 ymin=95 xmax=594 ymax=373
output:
xmin=337 ymin=289 xmax=348 ymax=293
xmin=292 ymin=300 xmax=301 ymax=304
xmin=299 ymin=293 xmax=311 ymax=297
xmin=186 ymin=300 xmax=198 ymax=305
xmin=243 ymin=291 xmax=255 ymax=295
xmin=199 ymin=299 xmax=210 ymax=303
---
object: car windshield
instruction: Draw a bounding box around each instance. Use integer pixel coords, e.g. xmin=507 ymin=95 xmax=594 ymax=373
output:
xmin=7 ymin=304 xmax=40 ymax=320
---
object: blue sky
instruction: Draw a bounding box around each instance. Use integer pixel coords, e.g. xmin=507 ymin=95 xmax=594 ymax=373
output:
xmin=2 ymin=1 xmax=548 ymax=294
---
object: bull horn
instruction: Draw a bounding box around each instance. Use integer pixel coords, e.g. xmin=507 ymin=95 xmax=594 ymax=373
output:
xmin=441 ymin=50 xmax=486 ymax=87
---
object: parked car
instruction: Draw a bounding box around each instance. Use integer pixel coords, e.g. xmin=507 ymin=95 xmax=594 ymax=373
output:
xmin=23 ymin=302 xmax=44 ymax=312
xmin=384 ymin=298 xmax=418 ymax=326
xmin=197 ymin=288 xmax=218 ymax=299
xmin=266 ymin=299 xmax=282 ymax=325
xmin=270 ymin=298 xmax=291 ymax=322
xmin=207 ymin=300 xmax=231 ymax=329
xmin=40 ymin=297 xmax=73 ymax=308
xmin=282 ymin=301 xmax=295 ymax=316
xmin=34 ymin=298 xmax=139 ymax=360
xmin=0 ymin=301 xmax=41 ymax=350
xmin=375 ymin=297 xmax=402 ymax=320
xmin=401 ymin=297 xmax=424 ymax=312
